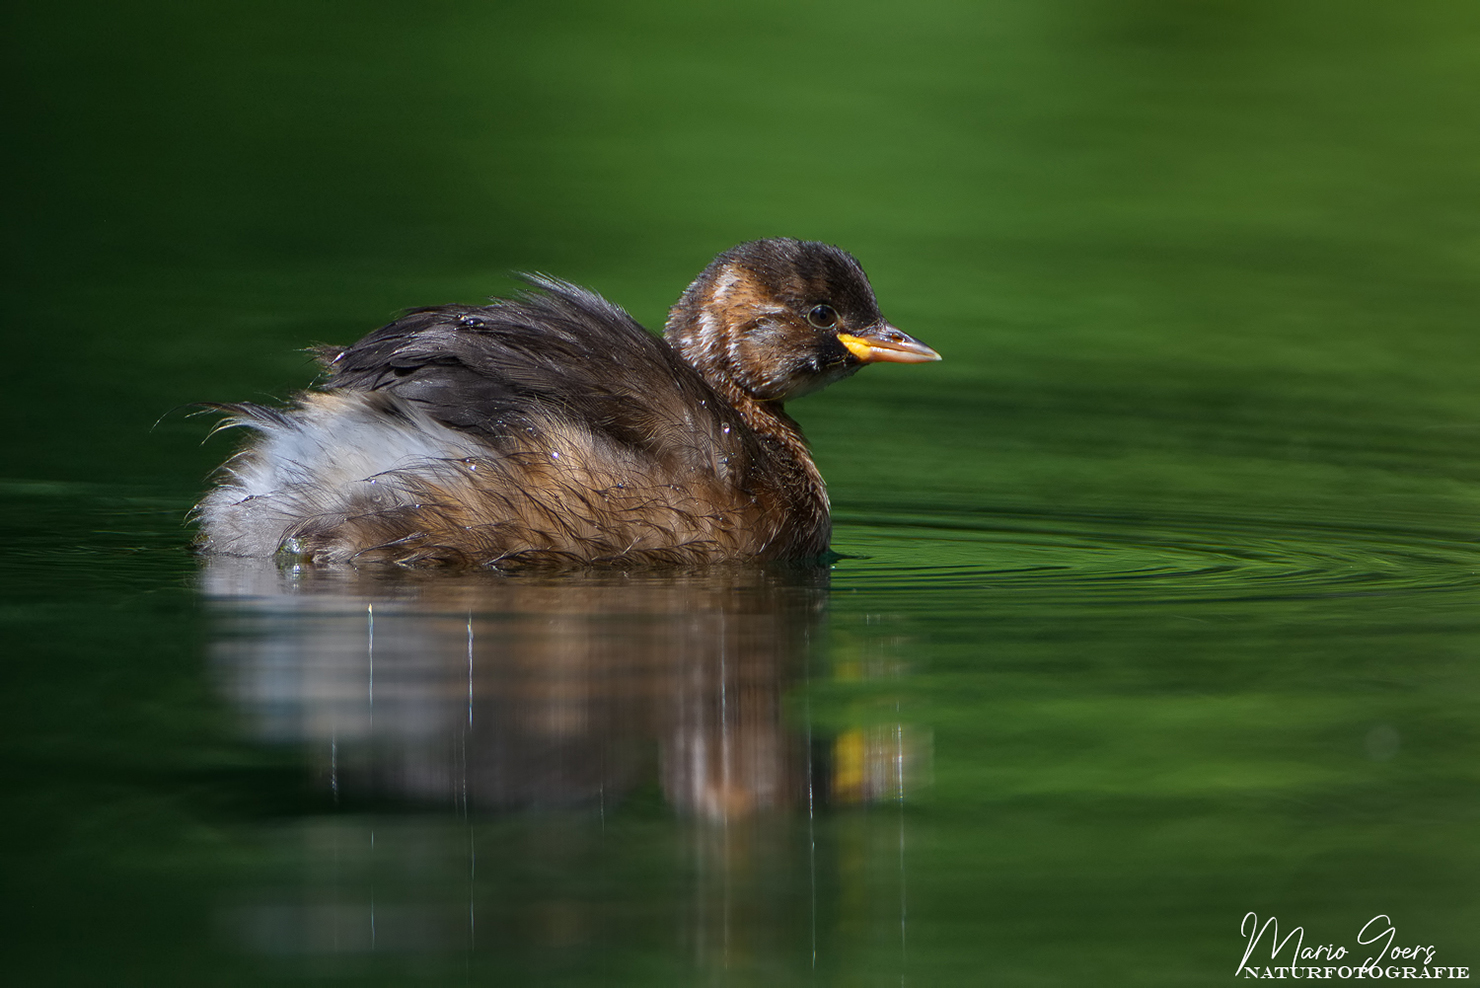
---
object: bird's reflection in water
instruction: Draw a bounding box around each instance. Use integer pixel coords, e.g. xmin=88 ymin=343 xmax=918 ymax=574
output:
xmin=202 ymin=557 xmax=925 ymax=972
xmin=202 ymin=556 xmax=919 ymax=816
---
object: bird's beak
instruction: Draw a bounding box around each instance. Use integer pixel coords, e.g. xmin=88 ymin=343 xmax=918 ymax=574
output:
xmin=837 ymin=323 xmax=942 ymax=364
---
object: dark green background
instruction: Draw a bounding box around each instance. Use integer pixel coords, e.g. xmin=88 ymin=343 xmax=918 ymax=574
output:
xmin=4 ymin=1 xmax=1479 ymax=984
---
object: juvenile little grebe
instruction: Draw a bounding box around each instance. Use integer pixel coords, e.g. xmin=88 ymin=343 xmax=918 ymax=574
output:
xmin=196 ymin=238 xmax=940 ymax=566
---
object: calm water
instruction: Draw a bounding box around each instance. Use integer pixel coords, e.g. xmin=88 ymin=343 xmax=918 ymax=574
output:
xmin=5 ymin=1 xmax=1480 ymax=984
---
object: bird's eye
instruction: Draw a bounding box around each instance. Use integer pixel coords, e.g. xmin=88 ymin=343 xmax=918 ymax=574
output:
xmin=806 ymin=304 xmax=838 ymax=329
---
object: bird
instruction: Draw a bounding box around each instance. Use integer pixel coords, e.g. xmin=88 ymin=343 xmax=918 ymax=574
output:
xmin=195 ymin=238 xmax=940 ymax=567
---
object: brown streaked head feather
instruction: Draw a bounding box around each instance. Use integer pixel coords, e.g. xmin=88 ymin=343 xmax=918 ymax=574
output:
xmin=663 ymin=238 xmax=937 ymax=403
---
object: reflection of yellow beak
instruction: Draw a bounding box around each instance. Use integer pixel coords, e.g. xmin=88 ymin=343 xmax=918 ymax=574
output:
xmin=832 ymin=728 xmax=867 ymax=804
xmin=837 ymin=324 xmax=943 ymax=364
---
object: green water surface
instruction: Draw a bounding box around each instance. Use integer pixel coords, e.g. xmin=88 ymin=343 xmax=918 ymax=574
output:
xmin=4 ymin=1 xmax=1479 ymax=985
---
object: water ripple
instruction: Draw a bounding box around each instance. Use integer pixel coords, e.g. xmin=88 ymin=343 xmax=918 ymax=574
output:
xmin=831 ymin=507 xmax=1480 ymax=602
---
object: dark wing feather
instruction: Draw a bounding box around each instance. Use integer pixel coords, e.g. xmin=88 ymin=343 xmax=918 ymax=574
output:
xmin=321 ymin=276 xmax=752 ymax=476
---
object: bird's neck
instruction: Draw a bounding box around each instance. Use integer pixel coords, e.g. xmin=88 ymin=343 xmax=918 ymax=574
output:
xmin=724 ymin=381 xmax=830 ymax=528
xmin=721 ymin=382 xmax=810 ymax=461
xmin=666 ymin=320 xmax=831 ymax=557
xmin=664 ymin=304 xmax=828 ymax=528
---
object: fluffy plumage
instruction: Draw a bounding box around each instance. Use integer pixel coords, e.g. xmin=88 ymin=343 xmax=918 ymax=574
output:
xmin=196 ymin=239 xmax=939 ymax=567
